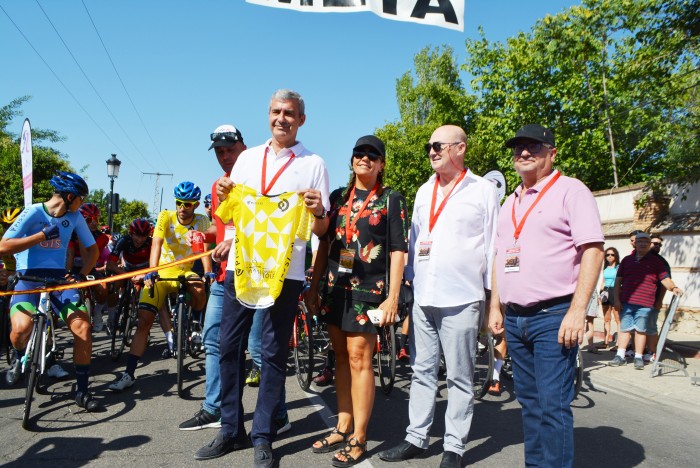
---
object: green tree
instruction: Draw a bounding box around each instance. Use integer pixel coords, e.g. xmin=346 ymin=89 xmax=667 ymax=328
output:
xmin=0 ymin=97 xmax=75 ymax=208
xmin=377 ymin=46 xmax=474 ymax=214
xmin=85 ymin=189 xmax=150 ymax=234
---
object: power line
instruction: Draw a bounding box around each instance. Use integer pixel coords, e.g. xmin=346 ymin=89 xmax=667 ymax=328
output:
xmin=0 ymin=4 xmax=132 ymax=165
xmin=33 ymin=0 xmax=153 ymax=173
xmin=81 ymin=0 xmax=173 ymax=174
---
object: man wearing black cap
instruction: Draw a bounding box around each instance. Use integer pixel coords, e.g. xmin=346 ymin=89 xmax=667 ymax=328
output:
xmin=380 ymin=125 xmax=499 ymax=468
xmin=178 ymin=124 xmax=246 ymax=431
xmin=489 ymin=124 xmax=604 ymax=467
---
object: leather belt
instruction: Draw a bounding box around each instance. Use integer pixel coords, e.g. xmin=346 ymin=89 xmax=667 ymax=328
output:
xmin=507 ymin=294 xmax=573 ymax=315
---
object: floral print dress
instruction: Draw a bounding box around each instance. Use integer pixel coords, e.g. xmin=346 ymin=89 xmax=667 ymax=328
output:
xmin=320 ymin=185 xmax=408 ymax=333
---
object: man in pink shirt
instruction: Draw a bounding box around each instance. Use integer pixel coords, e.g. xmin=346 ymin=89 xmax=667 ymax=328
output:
xmin=489 ymin=124 xmax=604 ymax=468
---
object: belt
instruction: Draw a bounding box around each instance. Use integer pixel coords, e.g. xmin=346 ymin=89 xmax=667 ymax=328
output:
xmin=507 ymin=294 xmax=573 ymax=315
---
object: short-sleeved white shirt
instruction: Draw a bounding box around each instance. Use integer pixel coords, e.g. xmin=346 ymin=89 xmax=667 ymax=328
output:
xmin=225 ymin=139 xmax=330 ymax=281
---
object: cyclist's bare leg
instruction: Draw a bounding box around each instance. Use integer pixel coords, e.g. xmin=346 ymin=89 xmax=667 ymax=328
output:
xmin=185 ymin=278 xmax=206 ymax=310
xmin=130 ymin=308 xmax=156 ymax=357
xmin=65 ymin=309 xmax=92 ymax=365
xmin=9 ymin=310 xmax=33 ymax=350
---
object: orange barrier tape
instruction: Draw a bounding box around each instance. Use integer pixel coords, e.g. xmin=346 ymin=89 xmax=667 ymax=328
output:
xmin=0 ymin=250 xmax=213 ymax=297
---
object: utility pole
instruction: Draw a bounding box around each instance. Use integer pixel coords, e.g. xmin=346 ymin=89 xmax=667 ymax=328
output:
xmin=142 ymin=172 xmax=173 ymax=219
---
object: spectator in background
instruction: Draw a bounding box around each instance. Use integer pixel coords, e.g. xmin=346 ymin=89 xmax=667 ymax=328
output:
xmin=600 ymin=247 xmax=620 ymax=348
xmin=646 ymin=234 xmax=672 ymax=362
xmin=609 ymin=232 xmax=682 ymax=369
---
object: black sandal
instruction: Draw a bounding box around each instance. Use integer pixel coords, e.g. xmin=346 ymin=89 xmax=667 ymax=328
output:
xmin=311 ymin=427 xmax=351 ymax=454
xmin=331 ymin=437 xmax=367 ymax=467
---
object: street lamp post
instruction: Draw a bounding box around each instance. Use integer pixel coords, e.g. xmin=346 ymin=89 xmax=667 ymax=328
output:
xmin=106 ymin=154 xmax=121 ymax=233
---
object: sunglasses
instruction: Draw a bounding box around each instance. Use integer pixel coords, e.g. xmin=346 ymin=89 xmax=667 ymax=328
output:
xmin=651 ymin=241 xmax=662 ymax=246
xmin=175 ymin=200 xmax=196 ymax=208
xmin=606 ymin=253 xmax=616 ymax=257
xmin=210 ymin=131 xmax=240 ymax=142
xmin=424 ymin=141 xmax=459 ymax=155
xmin=204 ymin=202 xmax=211 ymax=208
xmin=352 ymin=150 xmax=382 ymax=162
xmin=84 ymin=216 xmax=95 ymax=224
xmin=513 ymin=142 xmax=550 ymax=156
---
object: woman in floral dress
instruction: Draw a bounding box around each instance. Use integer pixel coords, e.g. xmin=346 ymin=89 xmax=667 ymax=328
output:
xmin=306 ymin=135 xmax=408 ymax=467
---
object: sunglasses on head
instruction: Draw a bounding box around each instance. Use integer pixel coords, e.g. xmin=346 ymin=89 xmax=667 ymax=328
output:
xmin=210 ymin=131 xmax=240 ymax=142
xmin=424 ymin=141 xmax=460 ymax=155
xmin=352 ymin=150 xmax=382 ymax=162
xmin=175 ymin=200 xmax=195 ymax=208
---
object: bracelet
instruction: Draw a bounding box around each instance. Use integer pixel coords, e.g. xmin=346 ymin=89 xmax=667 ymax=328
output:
xmin=313 ymin=207 xmax=327 ymax=220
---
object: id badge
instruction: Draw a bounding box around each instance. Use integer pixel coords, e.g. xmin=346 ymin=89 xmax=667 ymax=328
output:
xmin=339 ymin=248 xmax=355 ymax=274
xmin=505 ymin=247 xmax=521 ymax=273
xmin=418 ymin=240 xmax=433 ymax=261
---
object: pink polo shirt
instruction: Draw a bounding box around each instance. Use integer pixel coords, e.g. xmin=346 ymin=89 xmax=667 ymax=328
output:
xmin=495 ymin=170 xmax=604 ymax=307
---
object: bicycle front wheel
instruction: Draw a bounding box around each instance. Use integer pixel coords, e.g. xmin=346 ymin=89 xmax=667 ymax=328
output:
xmin=23 ymin=315 xmax=44 ymax=430
xmin=176 ymin=304 xmax=187 ymax=397
xmin=293 ymin=301 xmax=314 ymax=391
xmin=473 ymin=331 xmax=494 ymax=400
xmin=573 ymin=346 xmax=584 ymax=400
xmin=376 ymin=324 xmax=396 ymax=395
xmin=110 ymin=299 xmax=127 ymax=361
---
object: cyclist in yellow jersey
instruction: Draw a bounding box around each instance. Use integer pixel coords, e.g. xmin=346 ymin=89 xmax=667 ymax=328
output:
xmin=109 ymin=181 xmax=212 ymax=392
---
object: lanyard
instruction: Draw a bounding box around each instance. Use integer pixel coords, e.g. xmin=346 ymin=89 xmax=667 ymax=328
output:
xmin=261 ymin=146 xmax=295 ymax=195
xmin=345 ymin=182 xmax=380 ymax=244
xmin=429 ymin=170 xmax=467 ymax=233
xmin=511 ymin=171 xmax=561 ymax=241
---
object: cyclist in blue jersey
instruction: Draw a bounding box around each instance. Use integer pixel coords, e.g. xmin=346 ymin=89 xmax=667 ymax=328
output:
xmin=0 ymin=171 xmax=102 ymax=411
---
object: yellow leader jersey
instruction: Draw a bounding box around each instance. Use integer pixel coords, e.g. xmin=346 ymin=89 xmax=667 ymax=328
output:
xmin=216 ymin=184 xmax=312 ymax=308
xmin=153 ymin=210 xmax=211 ymax=272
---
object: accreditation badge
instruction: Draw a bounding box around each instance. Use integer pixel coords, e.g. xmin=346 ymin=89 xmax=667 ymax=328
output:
xmin=338 ymin=248 xmax=355 ymax=274
xmin=504 ymin=247 xmax=521 ymax=273
xmin=418 ymin=240 xmax=433 ymax=261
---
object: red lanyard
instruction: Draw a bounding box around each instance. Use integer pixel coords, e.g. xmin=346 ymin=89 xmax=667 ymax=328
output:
xmin=511 ymin=171 xmax=561 ymax=241
xmin=261 ymin=146 xmax=295 ymax=195
xmin=345 ymin=183 xmax=380 ymax=244
xmin=429 ymin=170 xmax=467 ymax=233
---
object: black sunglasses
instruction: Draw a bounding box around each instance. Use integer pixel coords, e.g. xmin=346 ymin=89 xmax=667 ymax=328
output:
xmin=651 ymin=241 xmax=662 ymax=246
xmin=175 ymin=200 xmax=195 ymax=208
xmin=352 ymin=150 xmax=382 ymax=162
xmin=210 ymin=131 xmax=240 ymax=142
xmin=513 ymin=142 xmax=551 ymax=156
xmin=424 ymin=141 xmax=459 ymax=155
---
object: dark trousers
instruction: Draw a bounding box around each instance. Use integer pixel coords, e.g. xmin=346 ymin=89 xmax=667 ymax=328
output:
xmin=219 ymin=270 xmax=302 ymax=446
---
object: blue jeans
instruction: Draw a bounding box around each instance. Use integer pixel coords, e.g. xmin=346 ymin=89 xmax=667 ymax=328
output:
xmin=202 ymin=280 xmax=224 ymax=415
xmin=249 ymin=308 xmax=288 ymax=419
xmin=505 ymin=302 xmax=576 ymax=468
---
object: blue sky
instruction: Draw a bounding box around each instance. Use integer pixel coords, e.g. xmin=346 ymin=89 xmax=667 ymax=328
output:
xmin=1 ymin=0 xmax=577 ymax=217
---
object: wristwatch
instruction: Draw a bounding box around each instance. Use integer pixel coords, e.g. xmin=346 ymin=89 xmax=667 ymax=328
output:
xmin=313 ymin=207 xmax=327 ymax=220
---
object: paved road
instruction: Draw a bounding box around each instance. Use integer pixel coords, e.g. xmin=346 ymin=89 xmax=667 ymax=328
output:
xmin=1 ymin=328 xmax=699 ymax=467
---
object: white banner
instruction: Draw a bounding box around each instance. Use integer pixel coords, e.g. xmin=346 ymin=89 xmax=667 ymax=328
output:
xmin=246 ymin=0 xmax=464 ymax=31
xmin=19 ymin=118 xmax=32 ymax=207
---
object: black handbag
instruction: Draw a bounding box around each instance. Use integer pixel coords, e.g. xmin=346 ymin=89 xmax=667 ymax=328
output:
xmin=385 ymin=191 xmax=413 ymax=316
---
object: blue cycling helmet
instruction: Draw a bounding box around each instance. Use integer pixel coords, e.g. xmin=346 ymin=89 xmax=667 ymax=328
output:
xmin=204 ymin=194 xmax=212 ymax=205
xmin=173 ymin=181 xmax=201 ymax=201
xmin=50 ymin=171 xmax=89 ymax=197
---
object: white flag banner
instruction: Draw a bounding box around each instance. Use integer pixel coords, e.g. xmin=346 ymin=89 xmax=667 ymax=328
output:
xmin=246 ymin=0 xmax=464 ymax=31
xmin=19 ymin=118 xmax=33 ymax=207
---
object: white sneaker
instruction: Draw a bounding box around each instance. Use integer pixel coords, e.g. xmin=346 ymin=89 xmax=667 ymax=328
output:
xmin=47 ymin=364 xmax=69 ymax=378
xmin=109 ymin=372 xmax=135 ymax=391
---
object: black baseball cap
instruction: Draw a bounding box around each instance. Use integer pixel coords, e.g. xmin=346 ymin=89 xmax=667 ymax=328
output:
xmin=353 ymin=135 xmax=385 ymax=158
xmin=505 ymin=124 xmax=555 ymax=148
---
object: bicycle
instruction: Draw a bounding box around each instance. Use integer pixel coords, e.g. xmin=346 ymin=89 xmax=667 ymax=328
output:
xmin=292 ymin=295 xmax=315 ymax=391
xmin=150 ymin=274 xmax=205 ymax=397
xmin=11 ymin=274 xmax=80 ymax=429
xmin=473 ymin=330 xmax=495 ymax=401
xmin=110 ymin=279 xmax=140 ymax=361
xmin=1 ymin=292 xmax=12 ymax=365
xmin=375 ymin=322 xmax=396 ymax=395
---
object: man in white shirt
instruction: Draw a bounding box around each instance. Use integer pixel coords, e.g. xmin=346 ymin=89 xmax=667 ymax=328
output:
xmin=379 ymin=125 xmax=499 ymax=468
xmin=195 ymin=89 xmax=330 ymax=468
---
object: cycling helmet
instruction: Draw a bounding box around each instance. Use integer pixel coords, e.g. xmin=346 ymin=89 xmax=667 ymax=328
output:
xmin=100 ymin=225 xmax=111 ymax=234
xmin=204 ymin=194 xmax=212 ymax=206
xmin=129 ymin=218 xmax=151 ymax=236
xmin=111 ymin=233 xmax=123 ymax=244
xmin=0 ymin=207 xmax=21 ymax=224
xmin=49 ymin=171 xmax=89 ymax=197
xmin=173 ymin=181 xmax=201 ymax=201
xmin=79 ymin=203 xmax=100 ymax=220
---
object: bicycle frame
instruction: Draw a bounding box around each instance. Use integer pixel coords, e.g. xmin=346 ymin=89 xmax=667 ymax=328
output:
xmin=21 ymin=291 xmax=57 ymax=377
